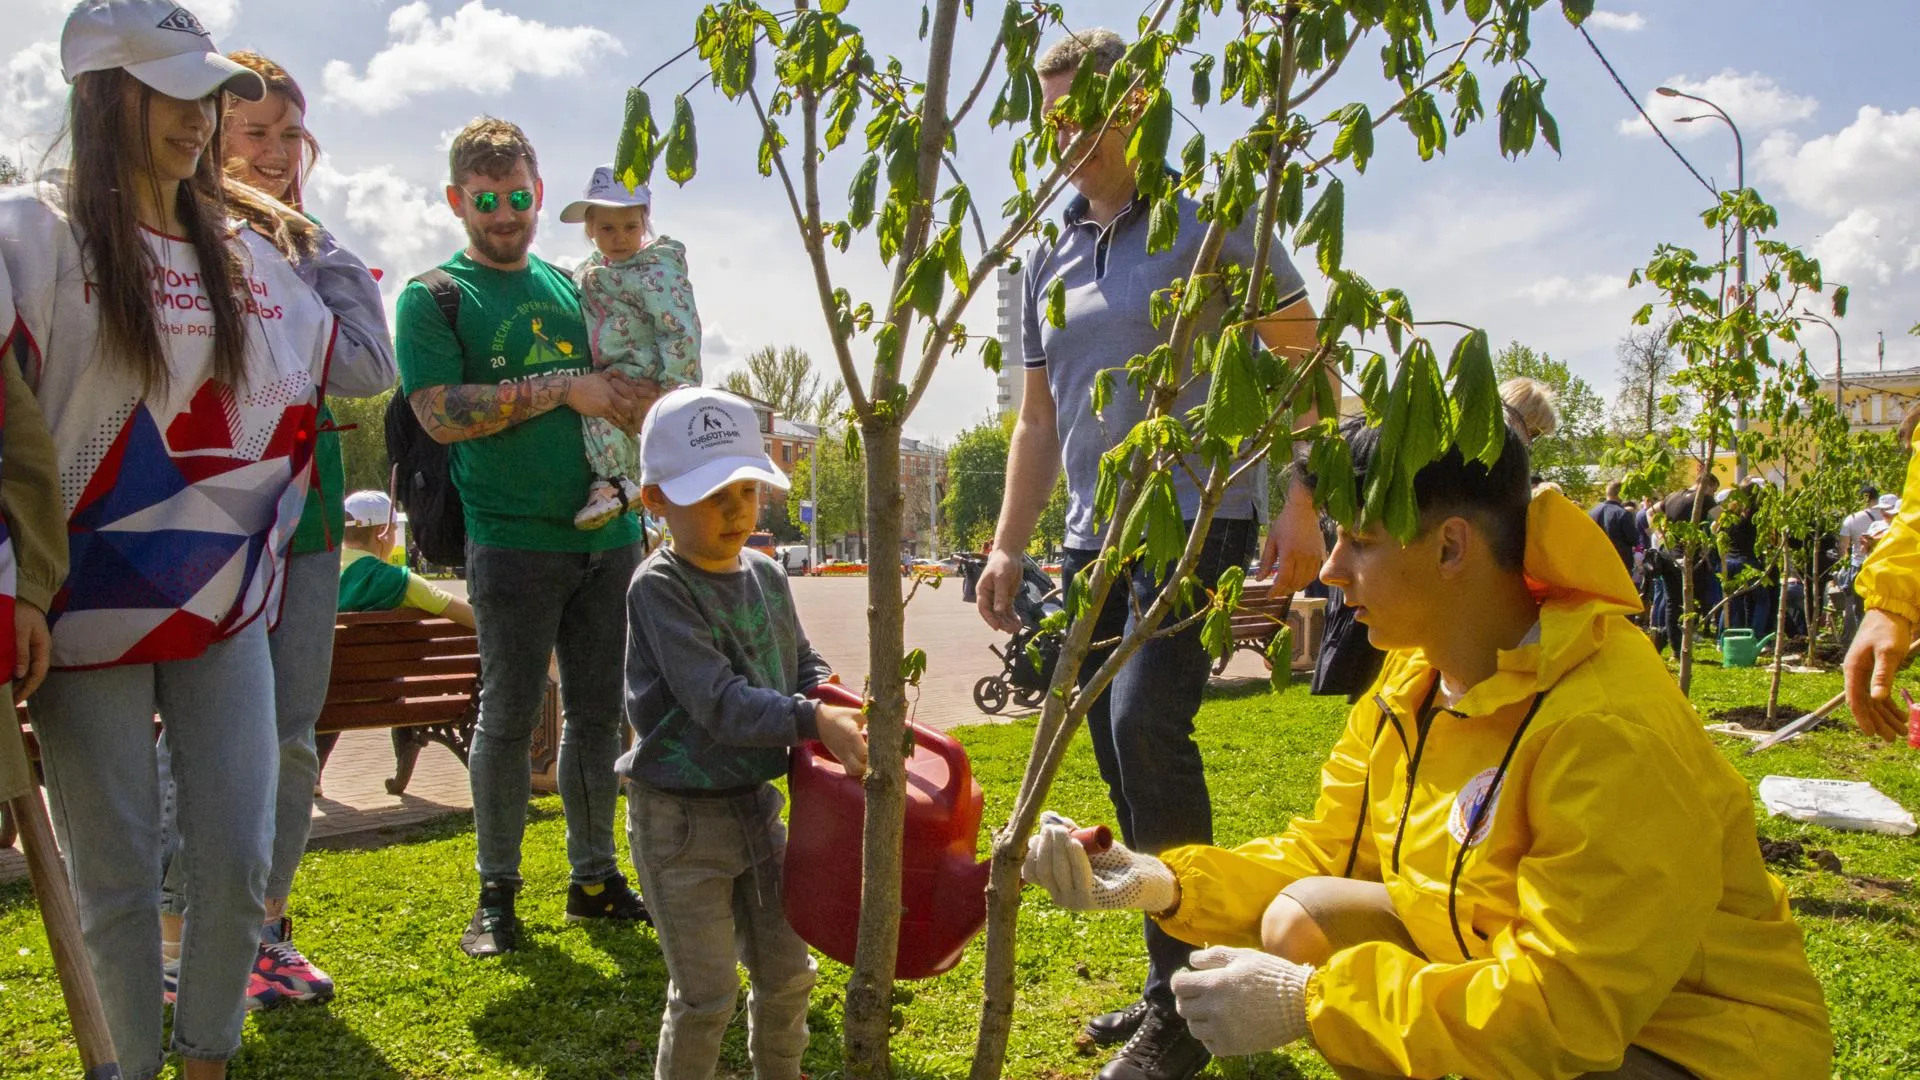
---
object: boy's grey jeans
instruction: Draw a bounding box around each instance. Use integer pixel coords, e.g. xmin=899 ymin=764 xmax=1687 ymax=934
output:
xmin=468 ymin=541 xmax=640 ymax=887
xmin=628 ymin=780 xmax=816 ymax=1080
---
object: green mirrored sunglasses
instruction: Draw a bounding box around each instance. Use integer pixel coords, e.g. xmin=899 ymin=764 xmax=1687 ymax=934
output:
xmin=464 ymin=187 xmax=534 ymax=214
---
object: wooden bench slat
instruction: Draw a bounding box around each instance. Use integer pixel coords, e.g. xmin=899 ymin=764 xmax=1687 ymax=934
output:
xmin=329 ymin=656 xmax=480 ymax=682
xmin=326 ymin=675 xmax=478 ymax=705
xmin=332 ymin=638 xmax=481 ymax=665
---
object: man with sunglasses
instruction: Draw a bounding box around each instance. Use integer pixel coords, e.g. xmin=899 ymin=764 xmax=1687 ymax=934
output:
xmin=396 ymin=116 xmax=654 ymax=958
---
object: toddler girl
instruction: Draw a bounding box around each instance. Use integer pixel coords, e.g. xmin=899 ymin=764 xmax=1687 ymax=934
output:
xmin=560 ymin=165 xmax=703 ymax=529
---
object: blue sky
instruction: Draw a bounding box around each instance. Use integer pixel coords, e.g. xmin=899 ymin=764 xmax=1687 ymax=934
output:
xmin=6 ymin=1 xmax=1915 ymax=444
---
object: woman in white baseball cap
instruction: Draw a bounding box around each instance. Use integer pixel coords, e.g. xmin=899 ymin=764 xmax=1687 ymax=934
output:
xmin=0 ymin=3 xmax=339 ymax=1077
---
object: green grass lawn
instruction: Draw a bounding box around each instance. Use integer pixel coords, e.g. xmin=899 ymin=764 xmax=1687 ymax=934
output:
xmin=2 ymin=659 xmax=1915 ymax=1079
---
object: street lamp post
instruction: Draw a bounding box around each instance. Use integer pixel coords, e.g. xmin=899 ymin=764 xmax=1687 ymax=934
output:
xmin=1658 ymin=86 xmax=1749 ymax=482
xmin=1801 ymin=310 xmax=1845 ymax=417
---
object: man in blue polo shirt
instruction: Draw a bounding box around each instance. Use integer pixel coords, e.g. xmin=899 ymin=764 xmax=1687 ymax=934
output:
xmin=976 ymin=28 xmax=1324 ymax=1080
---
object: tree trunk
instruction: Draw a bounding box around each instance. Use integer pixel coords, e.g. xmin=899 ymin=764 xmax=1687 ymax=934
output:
xmin=844 ymin=415 xmax=907 ymax=1080
xmin=1678 ymin=540 xmax=1696 ymax=694
xmin=1768 ymin=546 xmax=1790 ymax=720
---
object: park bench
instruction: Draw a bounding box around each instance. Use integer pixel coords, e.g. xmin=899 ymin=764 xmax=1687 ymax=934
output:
xmin=315 ymin=609 xmax=483 ymax=797
xmin=1211 ymin=589 xmax=1327 ymax=676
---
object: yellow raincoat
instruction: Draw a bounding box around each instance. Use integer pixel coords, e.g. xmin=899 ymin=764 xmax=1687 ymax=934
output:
xmin=1157 ymin=492 xmax=1831 ymax=1079
xmin=1855 ymin=428 xmax=1920 ymax=622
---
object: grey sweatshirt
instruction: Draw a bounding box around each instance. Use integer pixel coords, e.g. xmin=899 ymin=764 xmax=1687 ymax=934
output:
xmin=618 ymin=547 xmax=831 ymax=790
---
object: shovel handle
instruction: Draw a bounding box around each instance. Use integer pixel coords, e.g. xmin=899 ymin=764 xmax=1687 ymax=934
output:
xmin=12 ymin=790 xmax=121 ymax=1076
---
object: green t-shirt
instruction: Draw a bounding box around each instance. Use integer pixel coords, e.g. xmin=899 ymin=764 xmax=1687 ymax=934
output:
xmin=395 ymin=252 xmax=639 ymax=553
xmin=338 ymin=547 xmax=411 ymax=611
xmin=289 ymin=401 xmax=345 ymax=554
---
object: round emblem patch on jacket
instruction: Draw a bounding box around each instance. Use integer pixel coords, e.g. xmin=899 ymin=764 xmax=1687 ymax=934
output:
xmin=1448 ymin=767 xmax=1503 ymax=847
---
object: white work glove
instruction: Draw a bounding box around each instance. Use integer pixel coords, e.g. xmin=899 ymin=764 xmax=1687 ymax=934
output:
xmin=1171 ymin=946 xmax=1314 ymax=1057
xmin=1021 ymin=811 xmax=1177 ymax=912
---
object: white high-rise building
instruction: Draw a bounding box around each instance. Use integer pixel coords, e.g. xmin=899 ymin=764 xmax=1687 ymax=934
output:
xmin=995 ymin=265 xmax=1025 ymax=418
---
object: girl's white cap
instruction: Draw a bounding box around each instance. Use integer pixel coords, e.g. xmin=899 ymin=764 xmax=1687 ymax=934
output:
xmin=62 ymin=0 xmax=265 ymax=101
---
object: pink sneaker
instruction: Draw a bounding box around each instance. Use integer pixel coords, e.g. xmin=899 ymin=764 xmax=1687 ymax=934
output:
xmin=246 ymin=916 xmax=334 ymax=1010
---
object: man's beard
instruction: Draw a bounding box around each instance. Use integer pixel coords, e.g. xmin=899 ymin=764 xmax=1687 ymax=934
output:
xmin=467 ymin=218 xmax=534 ymax=264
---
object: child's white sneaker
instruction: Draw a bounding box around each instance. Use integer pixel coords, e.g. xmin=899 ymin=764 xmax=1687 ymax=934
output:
xmin=615 ymin=476 xmax=645 ymax=511
xmin=573 ymin=480 xmax=625 ymax=531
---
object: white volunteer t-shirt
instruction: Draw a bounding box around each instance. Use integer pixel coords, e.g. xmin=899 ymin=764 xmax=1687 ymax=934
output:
xmin=1839 ymin=508 xmax=1881 ymax=568
xmin=0 ymin=184 xmax=336 ymax=669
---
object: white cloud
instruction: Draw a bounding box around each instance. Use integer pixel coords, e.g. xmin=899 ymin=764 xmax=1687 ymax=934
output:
xmin=1755 ymin=106 xmax=1920 ymax=373
xmin=1517 ymin=274 xmax=1629 ymax=305
xmin=305 ymin=160 xmax=466 ymax=288
xmin=1617 ymin=70 xmax=1817 ymax=141
xmin=192 ymin=0 xmax=241 ymax=36
xmin=703 ymin=324 xmax=745 ymax=361
xmin=1758 ymin=107 xmax=1920 ymax=288
xmin=1585 ymin=10 xmax=1645 ymax=31
xmin=0 ymin=42 xmax=66 ymax=164
xmin=321 ymin=1 xmax=623 ymax=115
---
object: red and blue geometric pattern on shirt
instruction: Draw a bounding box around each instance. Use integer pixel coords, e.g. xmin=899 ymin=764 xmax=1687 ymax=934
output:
xmin=48 ymin=375 xmax=318 ymax=669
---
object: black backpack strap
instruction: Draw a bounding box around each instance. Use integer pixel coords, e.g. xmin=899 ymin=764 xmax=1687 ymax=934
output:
xmin=412 ymin=267 xmax=461 ymax=331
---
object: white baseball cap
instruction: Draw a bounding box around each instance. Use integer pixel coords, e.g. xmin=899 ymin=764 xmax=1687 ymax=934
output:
xmin=640 ymin=387 xmax=788 ymax=506
xmin=1878 ymin=494 xmax=1901 ymax=514
xmin=62 ymin=1 xmax=265 ymax=102
xmin=343 ymin=490 xmax=394 ymax=528
xmin=559 ymin=165 xmax=651 ymax=224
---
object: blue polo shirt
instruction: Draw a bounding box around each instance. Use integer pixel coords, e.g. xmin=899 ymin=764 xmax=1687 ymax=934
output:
xmin=1023 ymin=190 xmax=1309 ymax=549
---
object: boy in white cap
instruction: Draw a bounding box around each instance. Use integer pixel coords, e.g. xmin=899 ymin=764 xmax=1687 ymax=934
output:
xmin=560 ymin=165 xmax=705 ymax=530
xmin=619 ymin=386 xmax=867 ymax=1080
xmin=336 ymin=490 xmax=474 ymax=628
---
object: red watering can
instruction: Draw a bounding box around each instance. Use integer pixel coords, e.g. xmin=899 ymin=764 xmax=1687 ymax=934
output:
xmin=785 ymin=683 xmax=991 ymax=979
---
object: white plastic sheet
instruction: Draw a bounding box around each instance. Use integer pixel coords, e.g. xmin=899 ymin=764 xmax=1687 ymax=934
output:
xmin=1758 ymin=776 xmax=1918 ymax=836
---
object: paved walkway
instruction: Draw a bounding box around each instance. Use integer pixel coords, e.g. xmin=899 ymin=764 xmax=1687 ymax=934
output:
xmin=2 ymin=574 xmax=1278 ymax=883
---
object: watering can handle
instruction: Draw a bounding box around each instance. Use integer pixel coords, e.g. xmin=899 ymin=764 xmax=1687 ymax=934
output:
xmin=805 ymin=681 xmax=866 ymax=710
xmin=800 ymin=684 xmax=964 ymax=782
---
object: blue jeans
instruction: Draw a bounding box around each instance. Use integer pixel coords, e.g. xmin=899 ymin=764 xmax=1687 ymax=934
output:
xmin=159 ymin=546 xmax=340 ymax=914
xmin=468 ymin=542 xmax=639 ymax=887
xmin=628 ymin=781 xmax=816 ymax=1080
xmin=31 ymin=623 xmax=276 ymax=1078
xmin=1060 ymin=517 xmax=1258 ymax=1011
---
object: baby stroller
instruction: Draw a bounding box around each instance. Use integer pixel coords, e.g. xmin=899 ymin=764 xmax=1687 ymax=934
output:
xmin=973 ymin=555 xmax=1064 ymax=714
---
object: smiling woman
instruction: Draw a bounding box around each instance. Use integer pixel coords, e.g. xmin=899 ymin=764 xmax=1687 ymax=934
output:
xmin=221 ymin=50 xmax=320 ymax=206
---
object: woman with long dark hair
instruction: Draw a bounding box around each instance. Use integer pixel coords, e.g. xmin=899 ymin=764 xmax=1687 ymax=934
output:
xmin=0 ymin=3 xmax=337 ymax=1076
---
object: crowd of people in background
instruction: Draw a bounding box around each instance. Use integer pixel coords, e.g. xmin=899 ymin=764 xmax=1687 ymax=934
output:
xmin=1591 ymin=471 xmax=1902 ymax=657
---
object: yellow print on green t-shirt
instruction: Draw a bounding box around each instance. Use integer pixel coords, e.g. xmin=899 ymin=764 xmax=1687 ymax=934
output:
xmin=485 ymin=299 xmax=580 ymax=372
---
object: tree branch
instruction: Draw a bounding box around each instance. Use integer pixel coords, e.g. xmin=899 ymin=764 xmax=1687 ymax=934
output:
xmin=1286 ymin=24 xmax=1362 ymax=109
xmin=949 ymin=33 xmax=1005 ymax=130
xmin=745 ymin=82 xmax=874 ymax=414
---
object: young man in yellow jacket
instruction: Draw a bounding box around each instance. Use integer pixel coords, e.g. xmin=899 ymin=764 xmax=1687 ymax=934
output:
xmin=1025 ymin=417 xmax=1831 ymax=1079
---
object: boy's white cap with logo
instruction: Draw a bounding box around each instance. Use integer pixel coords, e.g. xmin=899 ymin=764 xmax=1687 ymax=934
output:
xmin=559 ymin=165 xmax=651 ymax=224
xmin=62 ymin=1 xmax=266 ymax=102
xmin=640 ymin=387 xmax=788 ymax=505
xmin=343 ymin=490 xmax=394 ymax=528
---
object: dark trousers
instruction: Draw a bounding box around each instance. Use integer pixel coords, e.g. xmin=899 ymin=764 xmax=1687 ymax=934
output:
xmin=1060 ymin=517 xmax=1258 ymax=1011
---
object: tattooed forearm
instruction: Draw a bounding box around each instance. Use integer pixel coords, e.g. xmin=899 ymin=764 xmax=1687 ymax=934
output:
xmin=410 ymin=375 xmax=574 ymax=444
